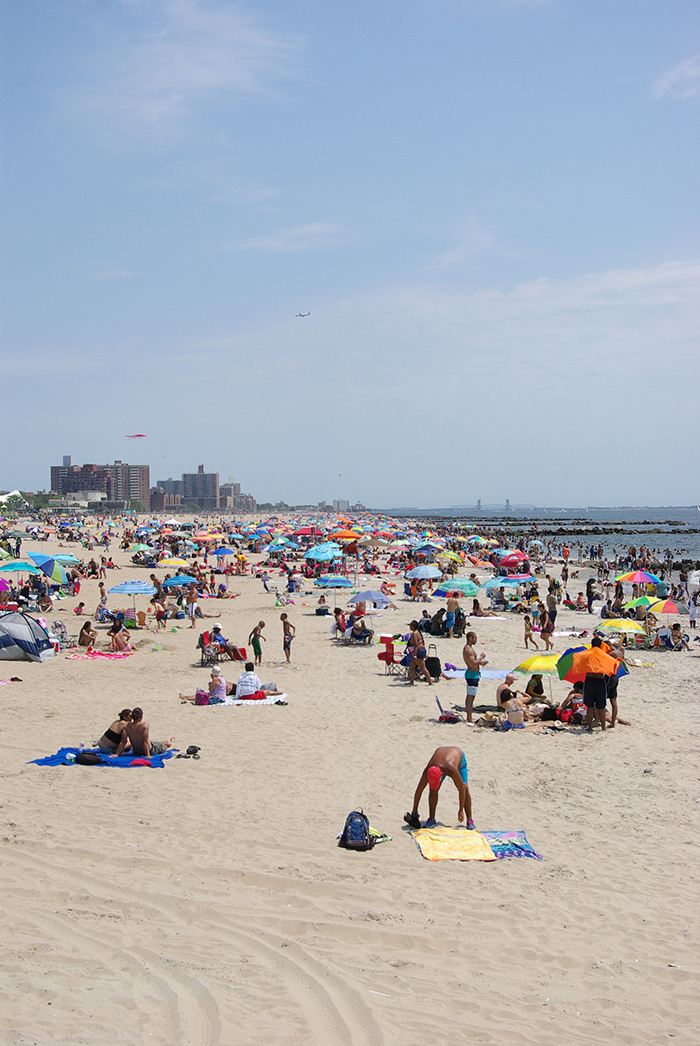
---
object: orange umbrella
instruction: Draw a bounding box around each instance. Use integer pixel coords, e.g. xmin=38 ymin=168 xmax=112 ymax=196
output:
xmin=570 ymin=647 xmax=622 ymax=677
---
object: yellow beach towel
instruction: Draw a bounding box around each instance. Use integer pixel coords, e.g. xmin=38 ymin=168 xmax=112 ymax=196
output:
xmin=411 ymin=827 xmax=497 ymax=862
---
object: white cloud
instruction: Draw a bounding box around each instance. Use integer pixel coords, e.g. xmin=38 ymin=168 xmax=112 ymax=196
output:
xmin=234 ymin=223 xmax=344 ymax=252
xmin=74 ymin=0 xmax=299 ymax=136
xmin=652 ymin=55 xmax=700 ymax=100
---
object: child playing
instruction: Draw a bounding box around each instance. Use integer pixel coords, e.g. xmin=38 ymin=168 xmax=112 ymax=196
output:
xmin=524 ymin=615 xmax=539 ymax=649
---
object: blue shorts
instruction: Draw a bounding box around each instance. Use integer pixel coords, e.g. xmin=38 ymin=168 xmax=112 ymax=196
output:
xmin=465 ymin=671 xmax=480 ymax=697
xmin=440 ymin=752 xmax=468 ymax=786
xmin=445 ymin=612 xmax=455 ymax=628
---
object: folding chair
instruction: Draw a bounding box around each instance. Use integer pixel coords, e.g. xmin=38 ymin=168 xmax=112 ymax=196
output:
xmin=197 ymin=630 xmax=222 ymax=667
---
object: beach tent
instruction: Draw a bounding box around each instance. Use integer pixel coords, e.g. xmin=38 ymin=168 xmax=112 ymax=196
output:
xmin=0 ymin=611 xmax=55 ymax=662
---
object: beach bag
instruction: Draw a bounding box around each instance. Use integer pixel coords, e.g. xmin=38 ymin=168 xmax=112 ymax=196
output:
xmin=338 ymin=809 xmax=374 ymax=851
xmin=75 ymin=752 xmax=102 ymax=765
xmin=425 ymin=644 xmax=442 ymax=680
xmin=194 ymin=689 xmax=211 ymax=706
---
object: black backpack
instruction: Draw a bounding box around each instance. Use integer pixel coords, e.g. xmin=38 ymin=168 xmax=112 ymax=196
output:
xmin=339 ymin=809 xmax=374 ymax=851
xmin=76 ymin=752 xmax=102 ymax=765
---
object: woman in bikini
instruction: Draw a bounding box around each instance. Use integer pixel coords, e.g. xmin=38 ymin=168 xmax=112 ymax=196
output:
xmin=97 ymin=709 xmax=132 ymax=753
xmin=78 ymin=620 xmax=97 ymax=648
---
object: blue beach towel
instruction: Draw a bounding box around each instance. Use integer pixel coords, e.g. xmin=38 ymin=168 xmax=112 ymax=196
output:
xmin=480 ymin=830 xmax=544 ymax=860
xmin=29 ymin=746 xmax=177 ymax=769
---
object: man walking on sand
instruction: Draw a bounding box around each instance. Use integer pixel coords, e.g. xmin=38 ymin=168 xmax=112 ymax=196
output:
xmin=280 ymin=613 xmax=295 ymax=662
xmin=116 ymin=707 xmax=173 ymax=757
xmin=463 ymin=630 xmax=488 ymax=724
xmin=248 ymin=620 xmax=266 ymax=665
xmin=403 ymin=746 xmax=475 ymax=830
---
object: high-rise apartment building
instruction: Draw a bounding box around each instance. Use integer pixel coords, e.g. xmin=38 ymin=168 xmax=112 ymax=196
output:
xmin=50 ymin=459 xmax=150 ymax=509
xmin=182 ymin=465 xmax=219 ymax=510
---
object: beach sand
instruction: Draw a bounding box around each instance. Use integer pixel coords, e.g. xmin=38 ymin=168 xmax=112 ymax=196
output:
xmin=1 ymin=538 xmax=699 ymax=1044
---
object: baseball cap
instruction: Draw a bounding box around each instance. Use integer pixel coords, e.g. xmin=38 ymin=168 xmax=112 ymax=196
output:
xmin=427 ymin=766 xmax=442 ymax=790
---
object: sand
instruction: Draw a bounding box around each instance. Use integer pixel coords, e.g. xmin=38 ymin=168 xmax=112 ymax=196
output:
xmin=1 ymin=535 xmax=699 ymax=1045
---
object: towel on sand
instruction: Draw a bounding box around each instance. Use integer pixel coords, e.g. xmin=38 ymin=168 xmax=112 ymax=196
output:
xmin=66 ymin=651 xmax=135 ymax=660
xmin=226 ymin=693 xmax=287 ymax=706
xmin=29 ymin=746 xmax=176 ymax=768
xmin=480 ymin=830 xmax=544 ymax=860
xmin=443 ymin=668 xmax=508 ymax=680
xmin=411 ymin=827 xmax=496 ymax=862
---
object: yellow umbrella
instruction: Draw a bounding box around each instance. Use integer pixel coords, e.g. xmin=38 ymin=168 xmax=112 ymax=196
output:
xmin=436 ymin=550 xmax=462 ymax=562
xmin=597 ymin=619 xmax=645 ymax=633
xmin=512 ymin=654 xmax=562 ymax=675
xmin=159 ymin=557 xmax=190 ymax=568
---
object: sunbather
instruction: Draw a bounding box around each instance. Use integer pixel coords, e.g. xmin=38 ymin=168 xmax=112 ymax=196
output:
xmin=97 ymin=709 xmax=133 ymax=753
xmin=116 ymin=708 xmax=173 ymax=757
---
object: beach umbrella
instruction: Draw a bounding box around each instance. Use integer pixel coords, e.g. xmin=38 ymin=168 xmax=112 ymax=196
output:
xmin=512 ymin=653 xmax=561 ymax=699
xmin=406 ymin=564 xmax=441 ymax=579
xmin=54 ymin=554 xmax=81 ymax=564
xmin=513 ymin=654 xmax=561 ymax=675
xmin=109 ymin=579 xmax=157 ymax=619
xmin=435 ymin=550 xmax=462 ymax=562
xmin=315 ymin=576 xmax=353 ymax=588
xmin=159 ymin=558 xmax=190 ymax=568
xmin=597 ymin=619 xmax=645 ymax=633
xmin=161 ymin=575 xmax=198 ymax=587
xmin=433 ymin=579 xmax=480 ymax=598
xmin=622 ymin=596 xmax=657 ymax=609
xmin=210 ymin=547 xmax=237 ymax=557
xmin=646 ymin=599 xmax=689 ymax=615
xmin=615 ymin=570 xmax=661 ymax=584
xmin=128 ymin=543 xmax=153 ymax=552
xmin=482 ymin=576 xmax=522 ymax=590
xmin=0 ymin=560 xmax=41 ymax=576
xmin=556 ymin=644 xmax=627 ymax=686
xmin=347 ymin=590 xmax=391 ymax=608
xmin=0 ymin=545 xmax=11 ymax=560
xmin=27 ymin=553 xmax=68 ymax=585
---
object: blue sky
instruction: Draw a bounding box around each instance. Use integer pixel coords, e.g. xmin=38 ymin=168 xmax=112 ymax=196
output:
xmin=2 ymin=0 xmax=699 ymax=507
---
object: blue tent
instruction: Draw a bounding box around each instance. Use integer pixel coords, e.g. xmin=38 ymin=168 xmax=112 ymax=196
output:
xmin=0 ymin=612 xmax=54 ymax=662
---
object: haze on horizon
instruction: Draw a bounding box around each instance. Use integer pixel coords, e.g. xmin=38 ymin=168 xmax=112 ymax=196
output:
xmin=2 ymin=1 xmax=698 ymax=508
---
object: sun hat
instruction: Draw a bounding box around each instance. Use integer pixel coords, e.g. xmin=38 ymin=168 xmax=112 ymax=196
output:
xmin=211 ymin=666 xmax=221 ymax=676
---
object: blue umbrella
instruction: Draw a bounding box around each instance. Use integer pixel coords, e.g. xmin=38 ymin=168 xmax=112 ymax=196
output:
xmin=109 ymin=581 xmax=157 ymax=594
xmin=210 ymin=547 xmax=237 ymax=556
xmin=161 ymin=575 xmax=198 ymax=587
xmin=348 ymin=590 xmax=391 ymax=607
xmin=482 ymin=576 xmax=523 ymax=590
xmin=28 ymin=553 xmax=68 ymax=584
xmin=315 ymin=576 xmax=353 ymax=587
xmin=406 ymin=564 xmax=441 ymax=579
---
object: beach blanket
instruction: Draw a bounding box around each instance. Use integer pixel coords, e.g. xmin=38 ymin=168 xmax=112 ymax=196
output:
xmin=443 ymin=668 xmax=508 ymax=680
xmin=66 ymin=651 xmax=136 ymax=660
xmin=226 ymin=693 xmax=287 ymax=706
xmin=480 ymin=830 xmax=544 ymax=860
xmin=410 ymin=827 xmax=497 ymax=862
xmin=29 ymin=746 xmax=177 ymax=768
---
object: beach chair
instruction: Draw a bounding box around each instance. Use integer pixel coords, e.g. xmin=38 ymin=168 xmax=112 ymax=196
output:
xmin=377 ymin=639 xmax=408 ymax=677
xmin=197 ymin=630 xmax=222 ymax=667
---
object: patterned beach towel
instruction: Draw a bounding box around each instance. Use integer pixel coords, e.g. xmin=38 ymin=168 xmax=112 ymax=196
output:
xmin=411 ymin=827 xmax=497 ymax=862
xmin=480 ymin=830 xmax=544 ymax=860
xmin=66 ymin=651 xmax=135 ymax=660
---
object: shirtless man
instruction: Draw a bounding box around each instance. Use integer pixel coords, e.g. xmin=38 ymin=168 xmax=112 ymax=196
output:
xmin=496 ymin=673 xmax=528 ymax=708
xmin=248 ymin=621 xmax=266 ymax=665
xmin=280 ymin=613 xmax=295 ymax=662
xmin=403 ymin=746 xmax=475 ymax=830
xmin=116 ymin=707 xmax=173 ymax=757
xmin=445 ymin=595 xmax=459 ymax=639
xmin=463 ymin=631 xmax=487 ymax=723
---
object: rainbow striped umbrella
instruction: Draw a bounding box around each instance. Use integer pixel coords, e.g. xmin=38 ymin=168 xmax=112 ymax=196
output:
xmin=646 ymin=599 xmax=688 ymax=615
xmin=615 ymin=570 xmax=661 ymax=584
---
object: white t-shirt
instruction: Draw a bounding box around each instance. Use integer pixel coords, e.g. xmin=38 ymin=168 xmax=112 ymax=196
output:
xmin=235 ymin=670 xmax=262 ymax=698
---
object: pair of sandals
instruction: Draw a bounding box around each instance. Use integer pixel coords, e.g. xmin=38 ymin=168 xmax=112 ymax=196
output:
xmin=177 ymin=745 xmax=201 ymax=760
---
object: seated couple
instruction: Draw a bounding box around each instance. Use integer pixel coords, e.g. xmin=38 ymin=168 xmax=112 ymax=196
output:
xmin=180 ymin=664 xmax=284 ymax=705
xmin=97 ymin=708 xmax=173 ymax=756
